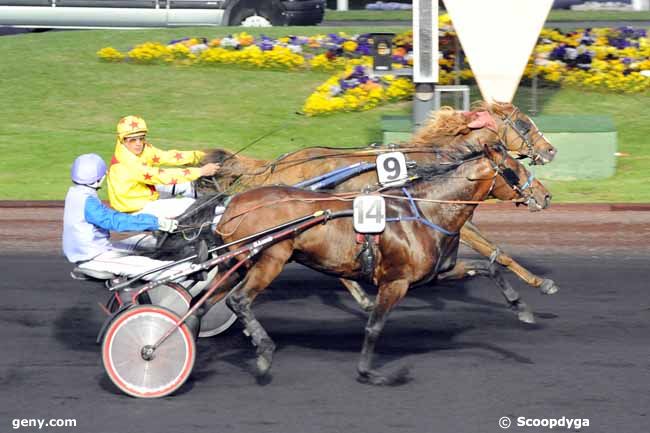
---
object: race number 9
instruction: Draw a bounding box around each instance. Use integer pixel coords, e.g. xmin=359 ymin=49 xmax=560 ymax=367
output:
xmin=353 ymin=195 xmax=386 ymax=233
xmin=376 ymin=152 xmax=408 ymax=186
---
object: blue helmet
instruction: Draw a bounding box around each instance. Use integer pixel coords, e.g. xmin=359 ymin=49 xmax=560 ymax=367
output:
xmin=71 ymin=153 xmax=107 ymax=185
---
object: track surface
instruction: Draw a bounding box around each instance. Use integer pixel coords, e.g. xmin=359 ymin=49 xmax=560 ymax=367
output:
xmin=0 ymin=205 xmax=649 ymax=433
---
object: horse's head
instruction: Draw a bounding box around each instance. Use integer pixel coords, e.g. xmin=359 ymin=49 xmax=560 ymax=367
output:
xmin=197 ymin=148 xmax=273 ymax=195
xmin=484 ymin=144 xmax=552 ymax=211
xmin=479 ymin=102 xmax=557 ymax=165
xmin=195 ymin=148 xmax=244 ymax=195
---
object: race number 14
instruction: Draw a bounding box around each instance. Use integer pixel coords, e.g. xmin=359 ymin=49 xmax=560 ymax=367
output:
xmin=376 ymin=152 xmax=408 ymax=186
xmin=353 ymin=195 xmax=386 ymax=233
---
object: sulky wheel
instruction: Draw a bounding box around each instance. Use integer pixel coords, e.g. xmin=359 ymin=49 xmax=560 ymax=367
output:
xmin=147 ymin=283 xmax=192 ymax=316
xmin=188 ymin=281 xmax=237 ymax=338
xmin=198 ymin=298 xmax=237 ymax=338
xmin=102 ymin=305 xmax=196 ymax=398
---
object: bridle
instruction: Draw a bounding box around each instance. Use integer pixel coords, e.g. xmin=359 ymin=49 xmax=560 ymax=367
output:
xmin=499 ymin=107 xmax=547 ymax=164
xmin=487 ymin=145 xmax=537 ymax=203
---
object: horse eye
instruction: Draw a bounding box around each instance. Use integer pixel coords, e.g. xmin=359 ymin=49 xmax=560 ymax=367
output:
xmin=514 ymin=119 xmax=531 ymax=134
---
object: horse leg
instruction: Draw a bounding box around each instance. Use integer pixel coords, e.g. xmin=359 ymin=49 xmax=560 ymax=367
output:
xmin=357 ymin=279 xmax=411 ymax=386
xmin=461 ymin=221 xmax=559 ymax=295
xmin=226 ymin=247 xmax=291 ymax=377
xmin=340 ymin=278 xmax=374 ymax=312
xmin=438 ymin=259 xmax=535 ymax=324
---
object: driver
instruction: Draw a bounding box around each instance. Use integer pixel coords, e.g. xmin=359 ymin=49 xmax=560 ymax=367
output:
xmin=106 ymin=115 xmax=221 ymax=218
xmin=63 ymin=153 xmax=192 ymax=281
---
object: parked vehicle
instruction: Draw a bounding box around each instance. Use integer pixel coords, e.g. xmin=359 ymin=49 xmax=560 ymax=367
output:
xmin=552 ymin=0 xmax=631 ymax=9
xmin=0 ymin=0 xmax=325 ymax=28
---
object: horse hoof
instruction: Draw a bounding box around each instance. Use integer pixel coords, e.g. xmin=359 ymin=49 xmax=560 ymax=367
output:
xmin=357 ymin=372 xmax=390 ymax=386
xmin=356 ymin=366 xmax=411 ymax=386
xmin=540 ymin=279 xmax=559 ymax=295
xmin=256 ymin=355 xmax=272 ymax=376
xmin=517 ymin=310 xmax=536 ymax=324
xmin=255 ymin=340 xmax=275 ymax=376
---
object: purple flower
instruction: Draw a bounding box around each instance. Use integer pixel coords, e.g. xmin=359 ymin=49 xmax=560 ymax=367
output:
xmin=550 ymin=45 xmax=567 ymax=60
xmin=339 ymin=78 xmax=360 ymax=89
xmin=168 ymin=37 xmax=190 ymax=45
xmin=294 ymin=36 xmax=309 ymax=45
xmin=618 ymin=26 xmax=635 ymax=37
xmin=258 ymin=40 xmax=275 ymax=51
xmin=357 ymin=45 xmax=372 ymax=55
xmin=328 ymin=33 xmax=346 ymax=45
xmin=609 ymin=37 xmax=631 ymax=49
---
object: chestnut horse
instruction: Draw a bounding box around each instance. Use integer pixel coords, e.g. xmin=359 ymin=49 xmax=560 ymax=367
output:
xmin=213 ymin=144 xmax=551 ymax=384
xmin=199 ymin=102 xmax=555 ymax=193
xmin=196 ymin=103 xmax=558 ymax=311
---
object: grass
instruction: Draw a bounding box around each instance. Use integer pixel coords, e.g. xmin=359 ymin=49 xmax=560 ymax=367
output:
xmin=324 ymin=9 xmax=650 ymax=22
xmin=533 ymin=89 xmax=650 ymax=202
xmin=0 ymin=26 xmax=407 ymax=200
xmin=0 ymin=26 xmax=649 ymax=202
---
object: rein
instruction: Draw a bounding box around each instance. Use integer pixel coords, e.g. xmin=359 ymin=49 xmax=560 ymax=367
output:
xmin=216 ymin=153 xmax=529 ymax=234
xmin=222 ymin=147 xmax=444 ymax=179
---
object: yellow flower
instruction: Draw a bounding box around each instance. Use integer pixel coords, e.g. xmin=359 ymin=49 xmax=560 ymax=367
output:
xmin=342 ymin=41 xmax=358 ymax=52
xmin=97 ymin=47 xmax=124 ymax=62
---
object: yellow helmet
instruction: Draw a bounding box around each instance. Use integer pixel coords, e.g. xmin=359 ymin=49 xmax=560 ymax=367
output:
xmin=116 ymin=115 xmax=148 ymax=141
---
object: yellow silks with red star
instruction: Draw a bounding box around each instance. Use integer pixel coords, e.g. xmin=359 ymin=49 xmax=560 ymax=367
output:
xmin=107 ymin=116 xmax=205 ymax=212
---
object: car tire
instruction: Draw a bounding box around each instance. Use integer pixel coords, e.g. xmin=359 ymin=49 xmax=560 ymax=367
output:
xmin=235 ymin=9 xmax=273 ymax=27
xmin=228 ymin=0 xmax=286 ymax=26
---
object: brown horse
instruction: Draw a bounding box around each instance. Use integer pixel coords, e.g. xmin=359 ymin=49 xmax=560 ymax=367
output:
xmin=197 ymin=103 xmax=558 ymax=311
xmin=214 ymin=144 xmax=551 ymax=384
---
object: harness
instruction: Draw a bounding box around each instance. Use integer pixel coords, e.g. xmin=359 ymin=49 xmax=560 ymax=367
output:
xmin=500 ymin=108 xmax=546 ymax=163
xmin=386 ymin=188 xmax=459 ymax=237
xmin=175 ymin=147 xmax=537 ymax=283
xmin=293 ymin=162 xmax=377 ymax=190
xmin=354 ymin=186 xmax=460 ymax=282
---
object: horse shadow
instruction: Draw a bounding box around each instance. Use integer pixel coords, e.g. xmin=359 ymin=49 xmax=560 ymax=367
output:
xmin=258 ymin=266 xmax=552 ymax=326
xmin=199 ymin=305 xmax=534 ymax=387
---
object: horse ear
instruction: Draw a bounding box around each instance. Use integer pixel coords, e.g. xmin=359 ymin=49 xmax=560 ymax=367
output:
xmin=467 ymin=111 xmax=497 ymax=130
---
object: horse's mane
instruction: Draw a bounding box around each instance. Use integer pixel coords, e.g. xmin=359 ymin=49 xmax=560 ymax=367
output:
xmin=472 ymin=100 xmax=516 ymax=118
xmin=202 ymin=148 xmax=268 ymax=177
xmin=411 ymin=148 xmax=484 ymax=181
xmin=202 ymin=148 xmax=234 ymax=164
xmin=410 ymin=101 xmax=515 ymax=147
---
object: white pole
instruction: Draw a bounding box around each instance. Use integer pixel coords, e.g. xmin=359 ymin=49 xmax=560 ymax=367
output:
xmin=632 ymin=0 xmax=650 ymax=11
xmin=337 ymin=0 xmax=349 ymax=11
xmin=412 ymin=0 xmax=439 ymax=127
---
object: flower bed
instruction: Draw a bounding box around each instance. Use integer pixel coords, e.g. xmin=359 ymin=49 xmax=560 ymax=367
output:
xmin=97 ymin=16 xmax=650 ymax=116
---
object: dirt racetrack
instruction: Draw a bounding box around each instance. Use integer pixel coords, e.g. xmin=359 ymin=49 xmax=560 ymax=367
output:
xmin=2 ymin=202 xmax=648 ymax=256
xmin=1 ymin=201 xmax=649 ymax=433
